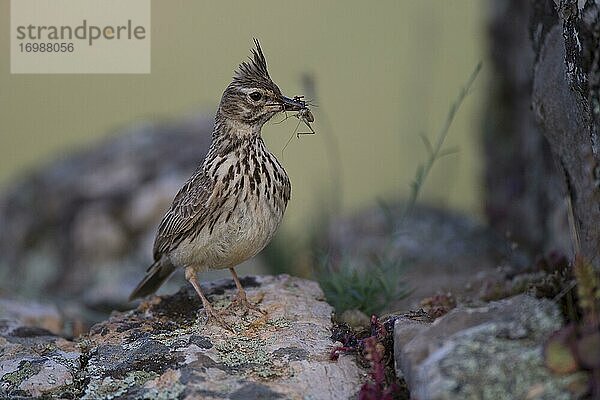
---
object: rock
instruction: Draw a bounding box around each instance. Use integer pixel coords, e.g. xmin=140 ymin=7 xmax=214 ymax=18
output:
xmin=531 ymin=0 xmax=600 ymax=267
xmin=123 ymin=177 xmax=184 ymax=230
xmin=338 ymin=309 xmax=371 ymax=331
xmin=0 ymin=275 xmax=366 ymax=399
xmin=0 ymin=319 xmax=82 ymax=399
xmin=394 ymin=294 xmax=587 ymax=400
xmin=71 ymin=204 xmax=128 ymax=265
xmin=0 ymin=298 xmax=63 ymax=336
xmin=0 ymin=297 xmax=92 ymax=339
xmin=81 ymin=275 xmax=365 ymax=399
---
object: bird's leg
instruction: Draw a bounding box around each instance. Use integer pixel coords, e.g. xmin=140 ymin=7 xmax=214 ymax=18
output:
xmin=185 ymin=267 xmax=233 ymax=331
xmin=228 ymin=267 xmax=265 ymax=314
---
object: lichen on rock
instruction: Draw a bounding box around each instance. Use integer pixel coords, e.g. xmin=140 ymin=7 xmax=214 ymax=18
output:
xmin=395 ymin=294 xmax=587 ymax=400
xmin=1 ymin=275 xmax=366 ymax=399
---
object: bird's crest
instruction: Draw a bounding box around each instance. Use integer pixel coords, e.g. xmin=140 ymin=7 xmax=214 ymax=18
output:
xmin=234 ymin=39 xmax=271 ymax=84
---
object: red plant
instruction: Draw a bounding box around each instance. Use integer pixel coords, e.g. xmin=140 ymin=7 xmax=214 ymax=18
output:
xmin=331 ymin=316 xmax=405 ymax=399
xmin=358 ymin=335 xmax=401 ymax=400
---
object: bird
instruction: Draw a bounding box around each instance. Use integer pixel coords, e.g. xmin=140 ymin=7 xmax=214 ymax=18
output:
xmin=129 ymin=39 xmax=307 ymax=328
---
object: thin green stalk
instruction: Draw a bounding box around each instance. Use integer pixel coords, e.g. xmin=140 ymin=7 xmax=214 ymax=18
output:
xmin=400 ymin=62 xmax=482 ymax=222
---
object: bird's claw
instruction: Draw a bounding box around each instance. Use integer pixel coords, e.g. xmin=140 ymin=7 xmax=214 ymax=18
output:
xmin=227 ymin=293 xmax=266 ymax=316
xmin=204 ymin=307 xmax=234 ymax=332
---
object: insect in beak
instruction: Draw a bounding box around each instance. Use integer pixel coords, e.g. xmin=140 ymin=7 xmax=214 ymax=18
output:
xmin=280 ymin=96 xmax=306 ymax=112
xmin=280 ymin=95 xmax=316 ymax=154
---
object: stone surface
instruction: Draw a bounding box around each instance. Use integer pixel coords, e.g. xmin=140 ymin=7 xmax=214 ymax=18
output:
xmin=0 ymin=298 xmax=64 ymax=336
xmin=0 ymin=319 xmax=83 ymax=399
xmin=394 ymin=294 xmax=587 ymax=400
xmin=0 ymin=275 xmax=366 ymax=399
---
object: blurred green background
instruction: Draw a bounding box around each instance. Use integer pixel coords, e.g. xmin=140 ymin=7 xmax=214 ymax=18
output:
xmin=0 ymin=0 xmax=485 ymax=238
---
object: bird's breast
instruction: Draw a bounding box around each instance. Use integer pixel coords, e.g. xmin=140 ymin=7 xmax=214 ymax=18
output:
xmin=171 ymin=144 xmax=290 ymax=270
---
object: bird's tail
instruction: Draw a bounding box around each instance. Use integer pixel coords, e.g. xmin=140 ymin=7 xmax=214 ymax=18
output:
xmin=129 ymin=258 xmax=176 ymax=301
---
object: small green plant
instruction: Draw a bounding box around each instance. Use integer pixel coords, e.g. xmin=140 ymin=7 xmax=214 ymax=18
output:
xmin=316 ymin=63 xmax=482 ymax=316
xmin=318 ymin=254 xmax=410 ymax=316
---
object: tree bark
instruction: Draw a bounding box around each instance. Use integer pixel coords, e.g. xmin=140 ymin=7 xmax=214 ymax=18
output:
xmin=484 ymin=0 xmax=600 ymax=265
xmin=531 ymin=0 xmax=600 ymax=265
xmin=483 ymin=0 xmax=567 ymax=259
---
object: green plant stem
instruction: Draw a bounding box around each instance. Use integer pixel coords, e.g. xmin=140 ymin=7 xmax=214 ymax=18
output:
xmin=400 ymin=62 xmax=482 ymax=222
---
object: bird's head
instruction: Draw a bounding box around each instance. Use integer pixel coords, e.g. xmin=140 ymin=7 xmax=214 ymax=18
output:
xmin=217 ymin=39 xmax=305 ymax=136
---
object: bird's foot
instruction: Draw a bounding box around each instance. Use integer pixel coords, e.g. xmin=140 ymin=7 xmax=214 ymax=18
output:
xmin=186 ymin=268 xmax=234 ymax=332
xmin=227 ymin=291 xmax=266 ymax=316
xmin=203 ymin=303 xmax=234 ymax=332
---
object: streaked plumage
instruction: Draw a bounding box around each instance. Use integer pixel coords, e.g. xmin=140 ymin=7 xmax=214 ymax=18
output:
xmin=129 ymin=40 xmax=306 ymax=327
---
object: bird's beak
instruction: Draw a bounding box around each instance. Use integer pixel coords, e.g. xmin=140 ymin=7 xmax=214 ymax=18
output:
xmin=280 ymin=96 xmax=305 ymax=112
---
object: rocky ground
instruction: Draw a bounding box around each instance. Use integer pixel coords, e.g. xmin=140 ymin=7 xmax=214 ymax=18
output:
xmin=326 ymin=203 xmax=590 ymax=399
xmin=393 ymin=295 xmax=587 ymax=400
xmin=0 ymin=275 xmax=365 ymax=399
xmin=2 ymin=275 xmax=586 ymax=399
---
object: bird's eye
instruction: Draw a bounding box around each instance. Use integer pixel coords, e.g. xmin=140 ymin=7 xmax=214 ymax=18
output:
xmin=249 ymin=91 xmax=262 ymax=101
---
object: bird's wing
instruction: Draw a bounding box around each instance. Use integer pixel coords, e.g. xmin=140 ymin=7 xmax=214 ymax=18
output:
xmin=152 ymin=169 xmax=214 ymax=261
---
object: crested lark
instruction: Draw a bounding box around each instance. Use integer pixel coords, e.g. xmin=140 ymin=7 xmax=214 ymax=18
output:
xmin=129 ymin=40 xmax=308 ymax=326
